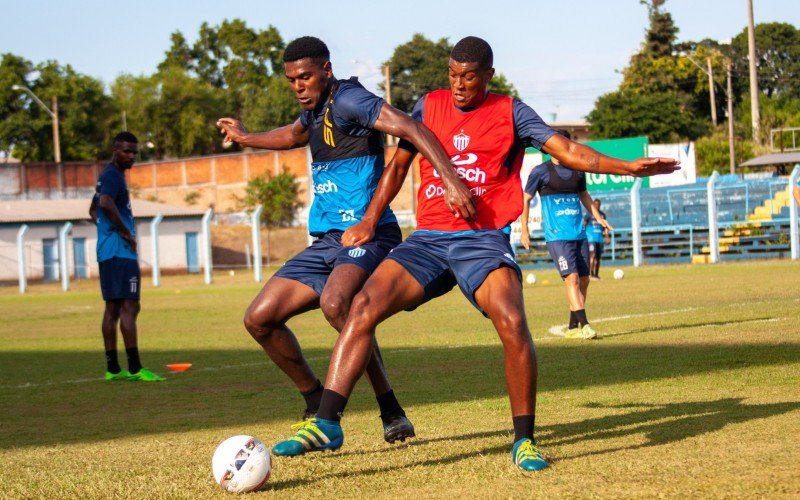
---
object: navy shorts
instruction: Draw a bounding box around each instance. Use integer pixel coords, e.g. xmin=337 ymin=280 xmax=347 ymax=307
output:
xmin=99 ymin=257 xmax=141 ymax=301
xmin=547 ymin=239 xmax=590 ymax=278
xmin=588 ymin=241 xmax=605 ymax=259
xmin=274 ymin=223 xmax=402 ymax=296
xmin=387 ymin=229 xmax=521 ymax=316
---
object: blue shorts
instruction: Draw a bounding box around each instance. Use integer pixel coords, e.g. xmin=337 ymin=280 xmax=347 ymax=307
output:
xmin=387 ymin=229 xmax=521 ymax=316
xmin=547 ymin=239 xmax=590 ymax=278
xmin=588 ymin=241 xmax=605 ymax=258
xmin=99 ymin=257 xmax=141 ymax=301
xmin=274 ymin=223 xmax=402 ymax=296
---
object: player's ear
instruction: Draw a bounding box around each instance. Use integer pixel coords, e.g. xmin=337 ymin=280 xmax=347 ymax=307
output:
xmin=323 ymin=60 xmax=333 ymax=77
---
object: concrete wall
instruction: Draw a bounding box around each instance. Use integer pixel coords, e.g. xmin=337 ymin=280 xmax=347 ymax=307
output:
xmin=0 ymin=217 xmax=203 ymax=282
xmin=0 ymin=147 xmax=421 ymax=216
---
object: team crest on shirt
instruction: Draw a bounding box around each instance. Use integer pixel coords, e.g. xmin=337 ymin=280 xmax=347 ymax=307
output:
xmin=453 ymin=129 xmax=470 ymax=151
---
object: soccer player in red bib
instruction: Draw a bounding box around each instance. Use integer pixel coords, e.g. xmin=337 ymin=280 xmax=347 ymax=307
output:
xmin=275 ymin=36 xmax=679 ymax=471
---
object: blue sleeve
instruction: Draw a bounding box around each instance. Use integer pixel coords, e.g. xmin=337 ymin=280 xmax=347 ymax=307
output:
xmin=299 ymin=111 xmax=310 ymax=128
xmin=332 ymin=82 xmax=384 ymax=135
xmin=513 ymin=99 xmax=556 ymax=150
xmin=397 ymin=96 xmax=425 ymax=154
xmin=99 ymin=169 xmax=121 ymax=198
xmin=524 ymin=165 xmax=546 ymax=196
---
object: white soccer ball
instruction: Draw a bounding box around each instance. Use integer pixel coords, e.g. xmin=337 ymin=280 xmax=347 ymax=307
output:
xmin=525 ymin=273 xmax=537 ymax=285
xmin=613 ymin=269 xmax=625 ymax=280
xmin=212 ymin=435 xmax=271 ymax=493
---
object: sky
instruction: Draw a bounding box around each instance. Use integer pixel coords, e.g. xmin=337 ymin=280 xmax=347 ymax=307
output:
xmin=1 ymin=0 xmax=798 ymax=121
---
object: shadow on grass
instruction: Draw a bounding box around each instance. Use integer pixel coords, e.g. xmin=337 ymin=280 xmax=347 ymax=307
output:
xmin=1 ymin=342 xmax=798 ymax=450
xmin=266 ymin=397 xmax=800 ymax=491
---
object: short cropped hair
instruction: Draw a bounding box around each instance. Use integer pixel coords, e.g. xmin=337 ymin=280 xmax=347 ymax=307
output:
xmin=113 ymin=131 xmax=138 ymax=144
xmin=555 ymin=129 xmax=572 ymax=140
xmin=451 ymin=36 xmax=493 ymax=69
xmin=284 ymin=36 xmax=330 ymax=63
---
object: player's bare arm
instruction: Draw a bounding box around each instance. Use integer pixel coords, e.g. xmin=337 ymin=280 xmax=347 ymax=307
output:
xmin=579 ymin=190 xmax=613 ymax=231
xmin=342 ymin=147 xmax=415 ymax=247
xmin=98 ymin=194 xmax=137 ymax=253
xmin=520 ymin=192 xmax=533 ymax=250
xmin=89 ymin=196 xmax=98 ymax=224
xmin=542 ymin=134 xmax=680 ymax=177
xmin=216 ymin=117 xmax=309 ymax=150
xmin=372 ymin=103 xmax=476 ymax=221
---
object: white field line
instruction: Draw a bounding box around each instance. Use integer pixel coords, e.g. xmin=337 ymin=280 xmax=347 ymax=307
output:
xmin=547 ymin=307 xmax=698 ymax=337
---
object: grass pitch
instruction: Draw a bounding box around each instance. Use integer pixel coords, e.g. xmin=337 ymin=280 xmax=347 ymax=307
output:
xmin=1 ymin=260 xmax=799 ymax=498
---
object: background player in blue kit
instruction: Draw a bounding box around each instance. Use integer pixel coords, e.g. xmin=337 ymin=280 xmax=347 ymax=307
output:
xmin=89 ymin=132 xmax=165 ymax=382
xmin=583 ymin=198 xmax=612 ymax=280
xmin=216 ymin=36 xmax=474 ymax=448
xmin=521 ymin=130 xmax=612 ymax=340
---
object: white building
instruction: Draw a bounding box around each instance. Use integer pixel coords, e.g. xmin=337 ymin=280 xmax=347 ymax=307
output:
xmin=0 ymin=199 xmax=206 ymax=283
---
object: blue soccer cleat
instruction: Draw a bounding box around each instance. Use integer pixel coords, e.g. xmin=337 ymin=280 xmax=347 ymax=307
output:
xmin=272 ymin=417 xmax=344 ymax=456
xmin=512 ymin=438 xmax=549 ymax=472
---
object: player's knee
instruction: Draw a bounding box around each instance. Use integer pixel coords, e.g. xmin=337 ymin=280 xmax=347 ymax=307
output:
xmin=243 ymin=306 xmax=278 ymax=341
xmin=348 ymin=291 xmax=379 ymax=327
xmin=319 ymin=293 xmax=350 ymax=327
xmin=495 ymin=310 xmax=527 ymax=340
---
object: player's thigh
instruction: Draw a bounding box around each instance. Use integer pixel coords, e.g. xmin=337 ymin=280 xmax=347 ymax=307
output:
xmin=353 ymin=259 xmax=426 ymax=325
xmin=245 ymin=276 xmax=320 ymax=326
xmin=474 ymin=265 xmax=526 ymax=321
xmin=320 ymin=263 xmax=369 ymax=310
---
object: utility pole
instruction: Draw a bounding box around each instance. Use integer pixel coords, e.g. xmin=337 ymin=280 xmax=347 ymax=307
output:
xmin=383 ymin=64 xmax=395 ymax=146
xmin=746 ymin=0 xmax=761 ymax=143
xmin=706 ymin=57 xmax=717 ymax=126
xmin=727 ymin=61 xmax=736 ymax=175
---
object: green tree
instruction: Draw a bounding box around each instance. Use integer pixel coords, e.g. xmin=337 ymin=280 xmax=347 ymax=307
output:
xmin=2 ymin=56 xmax=114 ymax=161
xmin=240 ymin=170 xmax=302 ymax=263
xmin=383 ymin=33 xmax=518 ymax=113
xmin=639 ymin=0 xmax=678 ymax=58
xmin=730 ymin=22 xmax=800 ymax=100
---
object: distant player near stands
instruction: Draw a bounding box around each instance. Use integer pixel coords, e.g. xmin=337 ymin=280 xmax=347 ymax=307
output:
xmin=272 ymin=36 xmax=679 ymax=472
xmin=522 ymin=129 xmax=613 ymax=340
xmin=89 ymin=132 xmax=165 ymax=382
xmin=584 ymin=198 xmax=611 ymax=280
xmin=216 ymin=36 xmax=474 ymax=447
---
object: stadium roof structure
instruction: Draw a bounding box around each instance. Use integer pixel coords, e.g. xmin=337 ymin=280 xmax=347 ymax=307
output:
xmin=0 ymin=199 xmax=206 ymax=224
xmin=739 ymin=152 xmax=800 ymax=168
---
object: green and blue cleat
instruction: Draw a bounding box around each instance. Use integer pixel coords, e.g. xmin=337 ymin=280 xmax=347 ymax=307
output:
xmin=512 ymin=438 xmax=549 ymax=472
xmin=272 ymin=417 xmax=344 ymax=456
xmin=104 ymin=370 xmax=132 ymax=381
xmin=128 ymin=368 xmax=166 ymax=382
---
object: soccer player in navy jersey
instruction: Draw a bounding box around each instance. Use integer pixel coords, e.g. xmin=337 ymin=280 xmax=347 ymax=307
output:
xmin=89 ymin=132 xmax=165 ymax=382
xmin=274 ymin=36 xmax=679 ymax=471
xmin=216 ymin=36 xmax=474 ymax=448
xmin=584 ymin=199 xmax=611 ymax=280
xmin=522 ymin=129 xmax=613 ymax=339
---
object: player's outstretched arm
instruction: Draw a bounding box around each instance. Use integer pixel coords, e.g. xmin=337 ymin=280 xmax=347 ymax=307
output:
xmin=342 ymin=148 xmax=415 ymax=247
xmin=215 ymin=118 xmax=309 ymax=151
xmin=371 ymin=103 xmax=476 ymax=221
xmin=579 ymin=190 xmax=613 ymax=231
xmin=542 ymin=134 xmax=680 ymax=177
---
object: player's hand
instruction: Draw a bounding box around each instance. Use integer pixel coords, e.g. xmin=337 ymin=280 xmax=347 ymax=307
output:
xmin=601 ymin=219 xmax=614 ymax=231
xmin=626 ymin=157 xmax=681 ymax=177
xmin=443 ymin=181 xmax=476 ymax=221
xmin=216 ymin=117 xmax=247 ymax=145
xmin=121 ymin=232 xmax=137 ymax=254
xmin=342 ymin=221 xmax=375 ymax=247
xmin=520 ymin=231 xmax=531 ymax=250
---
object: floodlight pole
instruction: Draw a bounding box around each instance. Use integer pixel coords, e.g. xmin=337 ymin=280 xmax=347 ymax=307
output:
xmin=727 ymin=62 xmax=737 ymax=175
xmin=17 ymin=225 xmax=29 ymax=294
xmin=706 ymin=172 xmax=720 ymax=264
xmin=150 ymin=213 xmax=164 ymax=287
xmin=631 ymin=179 xmax=643 ymax=267
xmin=11 ymin=86 xmax=62 ymax=189
xmin=59 ymin=222 xmax=72 ymax=291
xmin=746 ymin=0 xmax=761 ymax=143
xmin=251 ymin=205 xmax=264 ymax=283
xmin=202 ymin=208 xmax=214 ymax=284
xmin=789 ymin=164 xmax=799 ymax=260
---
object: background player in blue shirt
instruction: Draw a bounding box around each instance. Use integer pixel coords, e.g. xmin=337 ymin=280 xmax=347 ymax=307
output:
xmin=522 ymin=130 xmax=612 ymax=339
xmin=88 ymin=131 xmax=165 ymax=382
xmin=216 ymin=36 xmax=474 ymax=447
xmin=583 ymin=198 xmax=612 ymax=280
